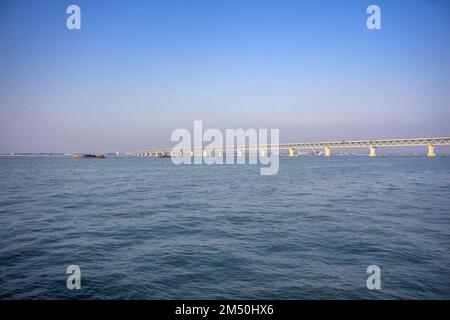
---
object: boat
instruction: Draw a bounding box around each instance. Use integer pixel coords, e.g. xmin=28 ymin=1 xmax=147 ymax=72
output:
xmin=73 ymin=153 xmax=105 ymax=159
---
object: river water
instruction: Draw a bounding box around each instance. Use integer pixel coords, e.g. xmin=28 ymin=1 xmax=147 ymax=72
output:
xmin=0 ymin=156 xmax=449 ymax=299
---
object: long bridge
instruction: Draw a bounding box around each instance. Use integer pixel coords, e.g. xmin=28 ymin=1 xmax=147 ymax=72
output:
xmin=134 ymin=137 xmax=450 ymax=157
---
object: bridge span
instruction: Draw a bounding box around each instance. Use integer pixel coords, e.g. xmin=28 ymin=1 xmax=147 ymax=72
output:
xmin=134 ymin=137 xmax=450 ymax=157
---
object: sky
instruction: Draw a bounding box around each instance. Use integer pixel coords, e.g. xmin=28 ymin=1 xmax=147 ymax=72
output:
xmin=0 ymin=0 xmax=449 ymax=152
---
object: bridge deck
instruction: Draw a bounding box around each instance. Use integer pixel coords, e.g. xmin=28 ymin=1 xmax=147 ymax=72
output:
xmin=135 ymin=137 xmax=450 ymax=155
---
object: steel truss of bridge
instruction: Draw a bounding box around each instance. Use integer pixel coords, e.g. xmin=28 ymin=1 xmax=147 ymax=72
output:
xmin=134 ymin=137 xmax=450 ymax=157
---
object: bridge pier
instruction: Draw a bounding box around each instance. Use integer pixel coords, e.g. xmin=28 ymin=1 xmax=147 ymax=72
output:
xmin=369 ymin=146 xmax=376 ymax=157
xmin=324 ymin=147 xmax=331 ymax=157
xmin=289 ymin=148 xmax=295 ymax=157
xmin=427 ymin=145 xmax=436 ymax=157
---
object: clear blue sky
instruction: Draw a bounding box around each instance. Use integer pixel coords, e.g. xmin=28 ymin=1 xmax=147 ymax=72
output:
xmin=0 ymin=0 xmax=449 ymax=152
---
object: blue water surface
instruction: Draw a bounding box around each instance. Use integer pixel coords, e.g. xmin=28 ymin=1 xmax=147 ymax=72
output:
xmin=0 ymin=156 xmax=449 ymax=299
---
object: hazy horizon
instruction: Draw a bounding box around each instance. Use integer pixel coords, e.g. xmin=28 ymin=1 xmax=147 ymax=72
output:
xmin=1 ymin=0 xmax=450 ymax=153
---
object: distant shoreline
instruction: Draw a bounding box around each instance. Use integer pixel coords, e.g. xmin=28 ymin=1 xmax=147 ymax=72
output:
xmin=0 ymin=153 xmax=448 ymax=157
xmin=0 ymin=153 xmax=129 ymax=157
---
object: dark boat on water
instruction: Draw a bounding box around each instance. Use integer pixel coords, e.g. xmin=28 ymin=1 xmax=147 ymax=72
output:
xmin=73 ymin=153 xmax=105 ymax=159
